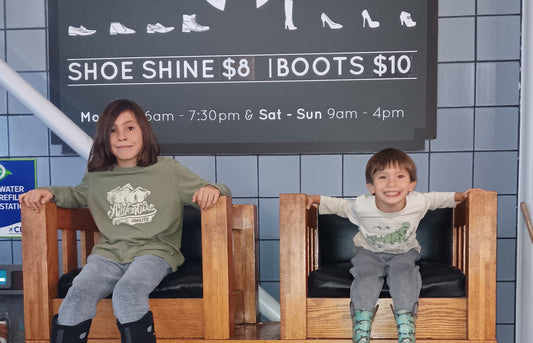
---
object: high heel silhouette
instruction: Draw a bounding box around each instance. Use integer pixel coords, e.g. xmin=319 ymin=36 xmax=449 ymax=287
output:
xmin=361 ymin=9 xmax=380 ymax=28
xmin=284 ymin=0 xmax=297 ymax=30
xmin=400 ymin=11 xmax=416 ymax=27
xmin=321 ymin=13 xmax=342 ymax=29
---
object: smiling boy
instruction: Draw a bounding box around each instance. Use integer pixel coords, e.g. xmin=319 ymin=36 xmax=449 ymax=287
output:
xmin=305 ymin=148 xmax=474 ymax=343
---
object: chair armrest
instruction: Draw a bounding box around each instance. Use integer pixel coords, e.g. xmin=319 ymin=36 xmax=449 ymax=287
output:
xmin=461 ymin=189 xmax=497 ymax=340
xmin=21 ymin=202 xmax=60 ymax=339
xmin=200 ymin=196 xmax=259 ymax=337
xmin=279 ymin=193 xmax=311 ymax=339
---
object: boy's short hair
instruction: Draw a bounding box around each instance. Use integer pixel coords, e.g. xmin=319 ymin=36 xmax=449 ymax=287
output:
xmin=365 ymin=148 xmax=417 ymax=184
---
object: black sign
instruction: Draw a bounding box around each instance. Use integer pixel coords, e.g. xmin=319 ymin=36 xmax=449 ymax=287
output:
xmin=49 ymin=0 xmax=438 ymax=154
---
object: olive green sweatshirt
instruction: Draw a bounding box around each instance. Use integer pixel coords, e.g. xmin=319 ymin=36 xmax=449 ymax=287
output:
xmin=45 ymin=157 xmax=231 ymax=271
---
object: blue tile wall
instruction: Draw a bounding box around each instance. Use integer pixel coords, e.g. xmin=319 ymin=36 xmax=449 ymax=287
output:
xmin=477 ymin=15 xmax=521 ymax=60
xmin=0 ymin=0 xmax=4 ymax=28
xmin=258 ymin=155 xmax=300 ymax=197
xmin=475 ymin=107 xmax=519 ymax=151
xmin=429 ymin=152 xmax=474 ymax=191
xmin=439 ymin=0 xmax=475 ymax=16
xmin=175 ymin=155 xmax=216 ymax=182
xmin=301 ymin=155 xmax=343 ymax=196
xmin=476 ymin=62 xmax=520 ymax=106
xmin=7 ymin=72 xmax=48 ymax=114
xmin=6 ymin=30 xmax=46 ymax=71
xmin=431 ymin=108 xmax=474 ymax=151
xmin=0 ymin=1 xmax=521 ymax=342
xmin=0 ymin=117 xmax=7 ymax=155
xmin=437 ymin=63 xmax=475 ymax=107
xmin=477 ymin=0 xmax=521 ymax=15
xmin=438 ymin=17 xmax=475 ymax=62
xmin=5 ymin=0 xmax=45 ymax=28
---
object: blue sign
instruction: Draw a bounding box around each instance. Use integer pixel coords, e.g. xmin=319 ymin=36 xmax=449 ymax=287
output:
xmin=0 ymin=159 xmax=36 ymax=238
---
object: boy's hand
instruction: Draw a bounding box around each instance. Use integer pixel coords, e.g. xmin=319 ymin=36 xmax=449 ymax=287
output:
xmin=455 ymin=188 xmax=483 ymax=202
xmin=306 ymin=194 xmax=321 ymax=210
xmin=19 ymin=189 xmax=54 ymax=212
xmin=193 ymin=185 xmax=221 ymax=210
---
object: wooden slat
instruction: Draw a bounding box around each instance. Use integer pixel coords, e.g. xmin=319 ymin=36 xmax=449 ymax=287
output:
xmin=202 ymin=196 xmax=233 ymax=339
xmin=53 ymin=298 xmax=205 ymax=339
xmin=279 ymin=194 xmax=308 ymax=340
xmin=80 ymin=230 xmax=95 ymax=266
xmin=61 ymin=229 xmax=78 ymax=273
xmin=232 ymin=204 xmax=259 ymax=323
xmin=21 ymin=203 xmax=59 ymax=340
xmin=306 ymin=298 xmax=467 ymax=340
xmin=465 ymin=190 xmax=497 ymax=341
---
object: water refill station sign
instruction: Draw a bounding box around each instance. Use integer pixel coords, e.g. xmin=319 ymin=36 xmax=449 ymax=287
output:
xmin=0 ymin=160 xmax=36 ymax=238
xmin=49 ymin=0 xmax=437 ymax=153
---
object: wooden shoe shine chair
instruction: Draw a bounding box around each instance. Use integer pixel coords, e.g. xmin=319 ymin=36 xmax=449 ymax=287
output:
xmin=21 ymin=196 xmax=258 ymax=343
xmin=280 ymin=190 xmax=497 ymax=343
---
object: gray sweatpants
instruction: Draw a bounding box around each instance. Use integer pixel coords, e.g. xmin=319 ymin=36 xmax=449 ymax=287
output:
xmin=57 ymin=254 xmax=171 ymax=325
xmin=349 ymin=246 xmax=421 ymax=315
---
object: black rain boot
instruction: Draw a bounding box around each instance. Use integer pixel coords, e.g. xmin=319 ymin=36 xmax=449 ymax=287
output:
xmin=50 ymin=314 xmax=92 ymax=343
xmin=117 ymin=311 xmax=156 ymax=343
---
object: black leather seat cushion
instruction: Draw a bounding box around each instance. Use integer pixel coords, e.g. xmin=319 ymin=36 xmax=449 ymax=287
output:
xmin=307 ymin=261 xmax=465 ymax=298
xmin=57 ymin=205 xmax=204 ymax=299
xmin=308 ymin=208 xmax=465 ymax=298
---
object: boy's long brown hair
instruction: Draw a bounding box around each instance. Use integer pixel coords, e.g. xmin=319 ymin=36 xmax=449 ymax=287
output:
xmin=87 ymin=99 xmax=160 ymax=172
xmin=365 ymin=148 xmax=417 ymax=184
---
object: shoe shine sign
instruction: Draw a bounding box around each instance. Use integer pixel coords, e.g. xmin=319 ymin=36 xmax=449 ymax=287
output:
xmin=49 ymin=0 xmax=437 ymax=154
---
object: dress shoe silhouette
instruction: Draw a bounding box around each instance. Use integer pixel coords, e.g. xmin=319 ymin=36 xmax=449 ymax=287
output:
xmin=400 ymin=11 xmax=416 ymax=27
xmin=147 ymin=23 xmax=175 ymax=33
xmin=109 ymin=22 xmax=135 ymax=35
xmin=68 ymin=25 xmax=96 ymax=36
xmin=362 ymin=9 xmax=380 ymax=28
xmin=321 ymin=13 xmax=342 ymax=29
xmin=182 ymin=14 xmax=210 ymax=32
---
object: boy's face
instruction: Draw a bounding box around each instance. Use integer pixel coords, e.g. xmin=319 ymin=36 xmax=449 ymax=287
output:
xmin=366 ymin=163 xmax=416 ymax=213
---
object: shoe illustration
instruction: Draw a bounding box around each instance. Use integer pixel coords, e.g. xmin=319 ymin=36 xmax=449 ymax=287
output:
xmin=110 ymin=22 xmax=136 ymax=35
xmin=256 ymin=0 xmax=269 ymax=8
xmin=321 ymin=13 xmax=342 ymax=29
xmin=284 ymin=0 xmax=297 ymax=30
xmin=182 ymin=14 xmax=209 ymax=32
xmin=206 ymin=0 xmax=226 ymax=11
xmin=68 ymin=25 xmax=96 ymax=36
xmin=362 ymin=9 xmax=380 ymax=28
xmin=400 ymin=11 xmax=416 ymax=27
xmin=147 ymin=23 xmax=175 ymax=33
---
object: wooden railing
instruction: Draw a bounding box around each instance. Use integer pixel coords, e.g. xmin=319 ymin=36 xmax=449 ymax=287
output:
xmin=520 ymin=202 xmax=533 ymax=244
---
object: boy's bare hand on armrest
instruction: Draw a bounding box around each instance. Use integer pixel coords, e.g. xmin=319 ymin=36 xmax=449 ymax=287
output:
xmin=19 ymin=189 xmax=53 ymax=212
xmin=305 ymin=194 xmax=321 ymax=210
xmin=193 ymin=185 xmax=221 ymax=210
xmin=455 ymin=188 xmax=483 ymax=202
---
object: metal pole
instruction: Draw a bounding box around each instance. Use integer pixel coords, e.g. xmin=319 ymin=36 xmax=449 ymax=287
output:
xmin=517 ymin=1 xmax=533 ymax=341
xmin=0 ymin=59 xmax=92 ymax=160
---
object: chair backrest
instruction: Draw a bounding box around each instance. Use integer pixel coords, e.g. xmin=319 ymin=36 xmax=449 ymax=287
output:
xmin=317 ymin=208 xmax=454 ymax=267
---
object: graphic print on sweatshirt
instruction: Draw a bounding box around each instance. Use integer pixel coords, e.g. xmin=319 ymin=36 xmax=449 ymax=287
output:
xmin=107 ymin=183 xmax=157 ymax=225
xmin=366 ymin=222 xmax=412 ymax=246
